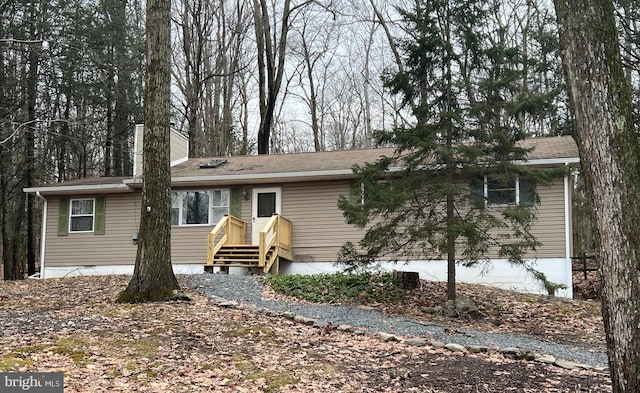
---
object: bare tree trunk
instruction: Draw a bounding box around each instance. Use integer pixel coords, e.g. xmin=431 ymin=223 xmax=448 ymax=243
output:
xmin=0 ymin=150 xmax=13 ymax=280
xmin=118 ymin=0 xmax=179 ymax=303
xmin=112 ymin=0 xmax=132 ymax=177
xmin=252 ymin=0 xmax=291 ymax=154
xmin=9 ymin=191 xmax=26 ymax=279
xmin=301 ymin=34 xmax=320 ymax=151
xmin=444 ymin=4 xmax=456 ymax=301
xmin=25 ymin=37 xmax=38 ymax=277
xmin=105 ymin=71 xmax=113 ymax=176
xmin=238 ymin=73 xmax=250 ymax=155
xmin=176 ymin=0 xmax=246 ymax=157
xmin=181 ymin=0 xmax=206 ymax=158
xmin=58 ymin=95 xmax=70 ymax=182
xmin=211 ymin=7 xmax=224 ymax=154
xmin=0 ymin=37 xmax=6 ymax=278
xmin=252 ymin=0 xmax=270 ymax=154
xmin=368 ymin=0 xmax=403 ymax=75
xmin=554 ymin=1 xmax=640 ymax=391
xmin=362 ymin=23 xmax=375 ymax=149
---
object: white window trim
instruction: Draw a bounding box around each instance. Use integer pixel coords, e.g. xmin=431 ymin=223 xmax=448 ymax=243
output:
xmin=358 ymin=180 xmax=387 ymax=205
xmin=483 ymin=176 xmax=523 ymax=205
xmin=210 ymin=189 xmax=230 ymax=224
xmin=69 ymin=198 xmax=95 ymax=233
xmin=172 ymin=189 xmax=230 ymax=227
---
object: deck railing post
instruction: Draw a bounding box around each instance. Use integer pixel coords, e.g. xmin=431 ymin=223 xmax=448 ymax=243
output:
xmin=259 ymin=231 xmax=266 ymax=267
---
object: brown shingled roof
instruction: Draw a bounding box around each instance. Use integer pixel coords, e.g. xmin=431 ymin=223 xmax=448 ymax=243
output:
xmin=171 ymin=135 xmax=578 ymax=180
xmin=25 ymin=136 xmax=578 ymax=193
xmin=170 ymin=147 xmax=398 ymax=178
xmin=518 ymin=135 xmax=579 ymax=160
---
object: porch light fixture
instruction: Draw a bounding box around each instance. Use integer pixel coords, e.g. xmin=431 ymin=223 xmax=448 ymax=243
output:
xmin=242 ymin=188 xmax=250 ymax=201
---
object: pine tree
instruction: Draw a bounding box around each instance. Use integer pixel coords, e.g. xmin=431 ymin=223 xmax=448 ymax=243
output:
xmin=338 ymin=0 xmax=557 ymax=301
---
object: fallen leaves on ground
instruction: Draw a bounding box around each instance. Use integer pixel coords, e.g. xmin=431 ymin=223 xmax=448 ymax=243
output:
xmin=0 ymin=275 xmax=610 ymax=392
xmin=264 ymin=272 xmax=605 ymax=347
xmin=390 ymin=275 xmax=605 ymax=347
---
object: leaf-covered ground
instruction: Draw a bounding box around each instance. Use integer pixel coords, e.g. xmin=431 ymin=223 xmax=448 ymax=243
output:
xmin=0 ymin=275 xmax=610 ymax=392
xmin=386 ymin=276 xmax=605 ymax=348
xmin=263 ymin=272 xmax=605 ymax=347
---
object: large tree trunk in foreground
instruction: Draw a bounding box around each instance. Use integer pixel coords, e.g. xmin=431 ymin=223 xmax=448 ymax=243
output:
xmin=118 ymin=0 xmax=179 ymax=303
xmin=554 ymin=1 xmax=640 ymax=391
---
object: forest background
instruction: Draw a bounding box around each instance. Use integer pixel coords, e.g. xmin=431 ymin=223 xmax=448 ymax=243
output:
xmin=1 ymin=0 xmax=638 ymax=279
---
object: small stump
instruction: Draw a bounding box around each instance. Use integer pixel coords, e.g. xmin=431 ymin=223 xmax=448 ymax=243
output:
xmin=393 ymin=271 xmax=419 ymax=290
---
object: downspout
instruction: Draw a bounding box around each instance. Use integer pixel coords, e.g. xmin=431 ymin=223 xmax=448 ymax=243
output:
xmin=563 ymin=164 xmax=573 ymax=298
xmin=34 ymin=191 xmax=47 ymax=279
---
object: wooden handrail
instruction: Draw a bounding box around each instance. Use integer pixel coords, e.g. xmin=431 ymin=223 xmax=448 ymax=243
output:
xmin=259 ymin=214 xmax=292 ymax=272
xmin=206 ymin=215 xmax=246 ymax=265
xmin=206 ymin=213 xmax=290 ymax=274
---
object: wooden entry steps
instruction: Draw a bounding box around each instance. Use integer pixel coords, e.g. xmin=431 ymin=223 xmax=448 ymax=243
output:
xmin=205 ymin=245 xmax=277 ymax=273
xmin=216 ymin=245 xmax=261 ymax=264
xmin=204 ymin=214 xmax=293 ymax=275
xmin=209 ymin=245 xmax=273 ymax=266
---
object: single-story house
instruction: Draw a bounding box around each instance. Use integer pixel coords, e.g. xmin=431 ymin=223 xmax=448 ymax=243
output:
xmin=24 ymin=125 xmax=580 ymax=297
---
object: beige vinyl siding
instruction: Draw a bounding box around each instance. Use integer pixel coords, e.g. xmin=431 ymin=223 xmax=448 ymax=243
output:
xmin=528 ymin=178 xmax=568 ymax=258
xmin=134 ymin=125 xmax=189 ymax=176
xmin=42 ymin=175 xmax=568 ymax=269
xmin=281 ymin=177 xmax=568 ymax=264
xmin=282 ymin=180 xmax=364 ymax=262
xmin=171 ymin=225 xmax=212 ymax=264
xmin=170 ymin=131 xmax=188 ymax=163
xmin=464 ymin=178 xmax=568 ymax=260
xmin=45 ymin=194 xmax=140 ymax=267
xmin=45 ymin=192 xmax=221 ymax=267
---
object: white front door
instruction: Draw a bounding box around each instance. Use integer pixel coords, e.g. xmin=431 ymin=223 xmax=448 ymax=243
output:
xmin=251 ymin=187 xmax=282 ymax=244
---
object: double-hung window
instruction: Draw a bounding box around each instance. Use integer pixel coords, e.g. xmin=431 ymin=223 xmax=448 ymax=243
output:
xmin=486 ymin=177 xmax=517 ymax=205
xmin=211 ymin=190 xmax=230 ymax=223
xmin=70 ymin=198 xmax=95 ymax=232
xmin=171 ymin=190 xmax=229 ymax=226
xmin=57 ymin=196 xmax=105 ymax=236
xmin=471 ymin=176 xmax=534 ymax=207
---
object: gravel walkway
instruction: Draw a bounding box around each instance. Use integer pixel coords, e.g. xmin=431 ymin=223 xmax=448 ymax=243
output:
xmin=182 ymin=274 xmax=608 ymax=368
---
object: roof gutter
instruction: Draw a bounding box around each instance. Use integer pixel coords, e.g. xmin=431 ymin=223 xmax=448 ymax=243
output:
xmin=168 ymin=169 xmax=358 ymax=186
xmin=387 ymin=156 xmax=580 ymax=172
xmin=23 ymin=182 xmax=134 ymax=195
xmin=24 ymin=156 xmax=580 ymax=193
xmin=512 ymin=157 xmax=580 ymax=166
xmin=167 ymin=158 xmax=580 ymax=186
